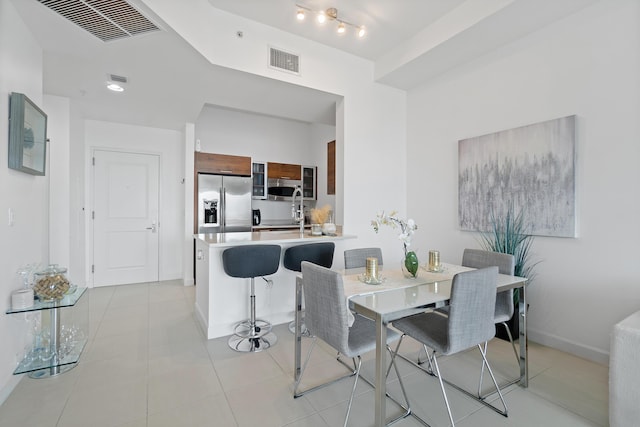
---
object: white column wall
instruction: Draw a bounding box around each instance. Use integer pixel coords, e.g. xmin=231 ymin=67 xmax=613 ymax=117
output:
xmin=45 ymin=95 xmax=71 ymax=271
xmin=183 ymin=122 xmax=195 ymax=286
xmin=406 ymin=0 xmax=640 ymax=363
xmin=310 ymin=123 xmax=337 ymax=212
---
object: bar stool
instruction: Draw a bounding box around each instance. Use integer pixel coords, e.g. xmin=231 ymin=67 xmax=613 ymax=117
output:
xmin=223 ymin=244 xmax=281 ymax=352
xmin=283 ymin=242 xmax=335 ymax=335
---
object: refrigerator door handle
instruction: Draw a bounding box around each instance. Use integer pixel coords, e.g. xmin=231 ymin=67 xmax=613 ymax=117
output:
xmin=221 ymin=187 xmax=226 ymax=231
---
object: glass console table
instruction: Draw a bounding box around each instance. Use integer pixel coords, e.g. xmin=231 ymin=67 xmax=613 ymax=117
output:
xmin=6 ymin=287 xmax=88 ymax=379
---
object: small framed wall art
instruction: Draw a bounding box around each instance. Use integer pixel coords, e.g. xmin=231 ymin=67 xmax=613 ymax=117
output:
xmin=8 ymin=92 xmax=48 ymax=176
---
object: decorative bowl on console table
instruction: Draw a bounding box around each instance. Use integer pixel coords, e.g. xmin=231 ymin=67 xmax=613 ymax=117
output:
xmin=33 ymin=264 xmax=70 ymax=301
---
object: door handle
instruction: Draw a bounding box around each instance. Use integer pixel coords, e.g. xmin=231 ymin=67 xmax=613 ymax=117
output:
xmin=146 ymin=222 xmax=157 ymax=233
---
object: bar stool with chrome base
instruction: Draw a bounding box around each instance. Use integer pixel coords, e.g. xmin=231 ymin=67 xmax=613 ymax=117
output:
xmin=284 ymin=242 xmax=335 ymax=335
xmin=223 ymin=244 xmax=281 ymax=352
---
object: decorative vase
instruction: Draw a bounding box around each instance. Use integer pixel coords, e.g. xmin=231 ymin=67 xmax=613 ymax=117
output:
xmin=322 ymin=222 xmax=336 ymax=235
xmin=401 ymin=251 xmax=419 ymax=278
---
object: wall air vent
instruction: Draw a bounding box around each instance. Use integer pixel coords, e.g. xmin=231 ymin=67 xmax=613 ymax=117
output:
xmin=37 ymin=0 xmax=160 ymax=42
xmin=109 ymin=74 xmax=128 ymax=84
xmin=269 ymin=47 xmax=300 ymax=75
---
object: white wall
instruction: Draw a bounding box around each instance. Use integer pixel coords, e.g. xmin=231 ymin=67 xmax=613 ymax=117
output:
xmin=195 ymin=105 xmax=332 ymax=221
xmin=84 ymin=120 xmax=185 ymax=283
xmin=196 ymin=105 xmax=317 ymax=165
xmin=45 ymin=95 xmax=70 ymax=272
xmin=406 ymin=0 xmax=640 ymax=363
xmin=142 ymin=0 xmax=408 ymax=265
xmin=0 ymin=0 xmax=48 ymax=401
xmin=311 ymin=124 xmax=337 ymax=212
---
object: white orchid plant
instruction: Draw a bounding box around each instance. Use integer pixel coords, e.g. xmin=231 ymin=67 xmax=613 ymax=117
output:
xmin=371 ymin=211 xmax=419 ymax=277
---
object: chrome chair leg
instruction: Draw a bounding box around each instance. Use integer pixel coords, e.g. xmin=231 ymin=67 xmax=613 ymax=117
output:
xmin=386 ymin=335 xmax=404 ymax=378
xmin=387 ymin=345 xmax=412 ymax=418
xmin=418 ymin=344 xmax=435 ymax=375
xmin=430 ymin=350 xmax=456 ymax=427
xmin=502 ymin=321 xmax=520 ymax=364
xmin=343 ymin=356 xmax=362 ymax=427
xmin=479 ymin=322 xmax=520 ymax=398
xmin=478 ymin=341 xmax=488 ymax=398
xmin=477 ymin=343 xmax=509 ymax=416
xmin=294 ymin=339 xmax=358 ymax=398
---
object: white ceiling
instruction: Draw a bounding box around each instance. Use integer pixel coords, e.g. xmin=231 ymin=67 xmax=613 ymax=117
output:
xmin=206 ymin=0 xmax=468 ymax=61
xmin=9 ymin=0 xmax=599 ymax=130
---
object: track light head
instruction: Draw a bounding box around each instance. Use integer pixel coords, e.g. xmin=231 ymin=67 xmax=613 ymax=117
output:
xmin=295 ymin=4 xmax=366 ymax=39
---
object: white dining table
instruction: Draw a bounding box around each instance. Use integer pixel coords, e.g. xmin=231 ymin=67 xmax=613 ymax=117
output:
xmin=293 ymin=263 xmax=528 ymax=427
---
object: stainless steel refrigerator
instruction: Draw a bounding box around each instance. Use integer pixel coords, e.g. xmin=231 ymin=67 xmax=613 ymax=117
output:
xmin=197 ymin=173 xmax=252 ymax=233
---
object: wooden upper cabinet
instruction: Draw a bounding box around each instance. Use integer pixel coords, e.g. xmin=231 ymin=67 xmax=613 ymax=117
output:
xmin=267 ymin=162 xmax=301 ymax=180
xmin=195 ymin=152 xmax=251 ymax=176
xmin=327 ymin=140 xmax=336 ymax=195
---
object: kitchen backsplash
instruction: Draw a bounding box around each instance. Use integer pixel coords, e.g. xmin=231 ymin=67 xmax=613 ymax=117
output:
xmin=252 ymin=199 xmax=316 ymax=224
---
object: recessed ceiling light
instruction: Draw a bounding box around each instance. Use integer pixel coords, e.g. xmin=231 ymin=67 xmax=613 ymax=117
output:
xmin=106 ymin=83 xmax=124 ymax=92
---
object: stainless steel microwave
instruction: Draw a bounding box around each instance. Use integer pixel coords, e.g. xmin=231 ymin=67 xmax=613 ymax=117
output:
xmin=267 ymin=178 xmax=301 ymax=201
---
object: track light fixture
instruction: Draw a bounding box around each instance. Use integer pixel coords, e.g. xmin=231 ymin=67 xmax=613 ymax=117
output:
xmin=295 ymin=4 xmax=366 ymax=38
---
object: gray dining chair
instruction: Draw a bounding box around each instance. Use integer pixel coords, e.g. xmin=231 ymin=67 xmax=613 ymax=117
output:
xmin=343 ymin=247 xmax=383 ymax=269
xmin=461 ymin=249 xmax=518 ymax=395
xmin=294 ymin=261 xmax=410 ymax=427
xmin=429 ymin=249 xmax=518 ymax=396
xmin=391 ymin=267 xmax=507 ymax=427
xmin=284 ymin=242 xmax=335 ymax=335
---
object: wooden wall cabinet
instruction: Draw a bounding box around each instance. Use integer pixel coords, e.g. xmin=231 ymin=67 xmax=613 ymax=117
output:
xmin=195 ymin=152 xmax=251 ymax=176
xmin=267 ymin=162 xmax=301 ymax=180
xmin=327 ymin=140 xmax=336 ymax=195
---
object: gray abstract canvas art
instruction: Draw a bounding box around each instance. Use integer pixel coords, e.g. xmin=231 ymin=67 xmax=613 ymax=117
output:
xmin=458 ymin=115 xmax=576 ymax=237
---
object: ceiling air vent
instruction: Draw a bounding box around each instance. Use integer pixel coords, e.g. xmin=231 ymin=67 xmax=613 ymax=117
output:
xmin=269 ymin=47 xmax=300 ymax=75
xmin=37 ymin=0 xmax=160 ymax=42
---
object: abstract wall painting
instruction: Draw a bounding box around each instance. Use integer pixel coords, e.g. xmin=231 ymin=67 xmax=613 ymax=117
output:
xmin=458 ymin=115 xmax=576 ymax=238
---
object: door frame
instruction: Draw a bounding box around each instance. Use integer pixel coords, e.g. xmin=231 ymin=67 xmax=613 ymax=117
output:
xmin=86 ymin=147 xmax=163 ymax=287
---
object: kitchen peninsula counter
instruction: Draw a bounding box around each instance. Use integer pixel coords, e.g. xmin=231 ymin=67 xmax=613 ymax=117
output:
xmin=194 ymin=228 xmax=356 ymax=339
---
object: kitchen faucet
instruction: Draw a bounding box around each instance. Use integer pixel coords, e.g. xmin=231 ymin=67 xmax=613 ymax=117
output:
xmin=291 ymin=186 xmax=304 ymax=235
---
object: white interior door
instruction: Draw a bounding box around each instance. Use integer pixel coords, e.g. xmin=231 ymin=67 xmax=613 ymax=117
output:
xmin=93 ymin=150 xmax=160 ymax=287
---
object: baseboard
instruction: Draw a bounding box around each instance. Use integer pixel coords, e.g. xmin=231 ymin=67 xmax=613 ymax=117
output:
xmin=528 ymin=328 xmax=610 ymax=365
xmin=183 ymin=278 xmax=194 ymax=286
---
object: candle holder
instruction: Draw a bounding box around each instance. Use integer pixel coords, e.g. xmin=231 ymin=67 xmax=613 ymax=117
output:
xmin=365 ymin=257 xmax=379 ymax=281
xmin=428 ymin=250 xmax=442 ymax=272
xmin=358 ymin=256 xmax=384 ymax=285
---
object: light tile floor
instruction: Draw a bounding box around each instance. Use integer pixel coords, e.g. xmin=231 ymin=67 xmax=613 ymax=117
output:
xmin=0 ymin=281 xmax=609 ymax=427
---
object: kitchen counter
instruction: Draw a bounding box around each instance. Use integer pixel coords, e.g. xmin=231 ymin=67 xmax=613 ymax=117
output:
xmin=194 ymin=228 xmax=356 ymax=339
xmin=252 ymin=224 xmax=312 ymax=231
xmin=196 ymin=226 xmax=349 ymax=247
